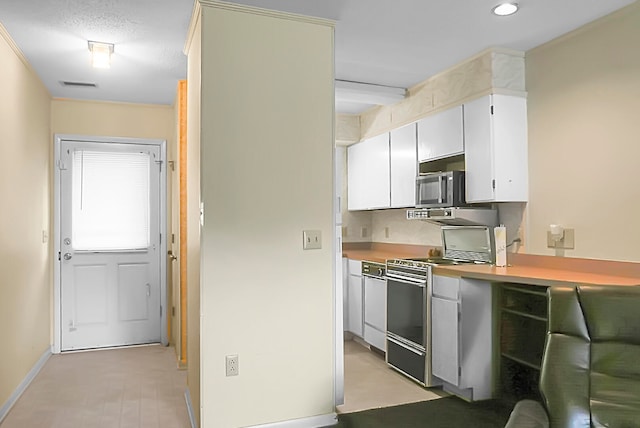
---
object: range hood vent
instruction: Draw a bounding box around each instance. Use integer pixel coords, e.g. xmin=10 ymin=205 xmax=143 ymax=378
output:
xmin=407 ymin=207 xmax=498 ymax=227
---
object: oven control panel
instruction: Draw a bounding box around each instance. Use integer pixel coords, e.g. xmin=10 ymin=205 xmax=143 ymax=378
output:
xmin=362 ymin=261 xmax=386 ymax=278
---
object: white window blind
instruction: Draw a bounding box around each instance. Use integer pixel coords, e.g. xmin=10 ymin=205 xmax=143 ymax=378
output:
xmin=72 ymin=150 xmax=151 ymax=251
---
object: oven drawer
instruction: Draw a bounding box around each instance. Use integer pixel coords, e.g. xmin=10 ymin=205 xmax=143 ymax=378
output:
xmin=386 ymin=336 xmax=426 ymax=385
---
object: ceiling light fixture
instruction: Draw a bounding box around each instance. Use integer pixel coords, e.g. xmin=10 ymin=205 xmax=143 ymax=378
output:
xmin=335 ymin=80 xmax=406 ymax=106
xmin=492 ymin=3 xmax=519 ymax=16
xmin=88 ymin=41 xmax=114 ymax=69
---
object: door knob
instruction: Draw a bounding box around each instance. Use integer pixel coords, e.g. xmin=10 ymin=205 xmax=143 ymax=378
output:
xmin=63 ymin=253 xmax=72 ymax=260
xmin=168 ymin=250 xmax=177 ymax=261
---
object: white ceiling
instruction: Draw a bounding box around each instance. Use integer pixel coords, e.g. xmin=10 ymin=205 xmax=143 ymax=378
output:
xmin=0 ymin=0 xmax=636 ymax=110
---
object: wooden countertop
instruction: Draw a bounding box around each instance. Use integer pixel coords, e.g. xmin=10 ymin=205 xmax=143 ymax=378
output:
xmin=433 ymin=264 xmax=640 ymax=287
xmin=343 ymin=242 xmax=640 ymax=287
xmin=342 ymin=242 xmax=436 ymax=264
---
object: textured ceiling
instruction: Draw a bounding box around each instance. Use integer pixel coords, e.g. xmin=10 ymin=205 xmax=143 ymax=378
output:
xmin=0 ymin=0 xmax=192 ymax=105
xmin=0 ymin=0 xmax=636 ymax=108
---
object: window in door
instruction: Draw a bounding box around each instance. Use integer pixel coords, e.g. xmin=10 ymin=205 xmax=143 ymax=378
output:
xmin=72 ymin=150 xmax=151 ymax=251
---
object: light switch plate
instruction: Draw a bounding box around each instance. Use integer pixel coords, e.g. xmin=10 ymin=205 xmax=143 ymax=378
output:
xmin=303 ymin=230 xmax=322 ymax=250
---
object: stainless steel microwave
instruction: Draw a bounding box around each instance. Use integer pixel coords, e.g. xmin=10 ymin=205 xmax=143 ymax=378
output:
xmin=415 ymin=170 xmax=466 ymax=208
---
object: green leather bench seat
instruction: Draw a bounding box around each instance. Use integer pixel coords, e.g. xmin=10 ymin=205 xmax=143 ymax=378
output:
xmin=506 ymin=284 xmax=640 ymax=428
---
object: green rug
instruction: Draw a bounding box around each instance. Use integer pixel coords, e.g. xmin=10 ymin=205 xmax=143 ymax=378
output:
xmin=333 ymin=396 xmax=512 ymax=428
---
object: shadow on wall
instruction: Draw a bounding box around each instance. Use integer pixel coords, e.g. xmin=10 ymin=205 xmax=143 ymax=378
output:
xmin=497 ymin=202 xmax=527 ymax=253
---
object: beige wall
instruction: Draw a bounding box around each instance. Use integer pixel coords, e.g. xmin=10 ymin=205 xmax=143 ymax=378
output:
xmin=526 ymin=2 xmax=640 ymax=261
xmin=192 ymin=3 xmax=335 ymax=426
xmin=51 ymin=99 xmax=174 ymax=140
xmin=0 ymin=25 xmax=52 ymax=410
xmin=185 ymin=11 xmax=202 ymax=427
xmin=371 ymin=210 xmax=442 ymax=245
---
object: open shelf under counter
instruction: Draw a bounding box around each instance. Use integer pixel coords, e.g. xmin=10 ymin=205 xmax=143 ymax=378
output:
xmin=499 ymin=282 xmax=548 ymax=401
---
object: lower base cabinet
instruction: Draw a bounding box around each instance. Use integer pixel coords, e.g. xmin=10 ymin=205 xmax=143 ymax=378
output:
xmin=431 ymin=275 xmax=494 ymax=401
xmin=346 ymin=260 xmax=363 ymax=337
xmin=364 ymin=275 xmax=386 ymax=350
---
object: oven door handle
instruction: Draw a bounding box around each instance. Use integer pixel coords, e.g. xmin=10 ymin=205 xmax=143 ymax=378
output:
xmin=387 ymin=336 xmax=426 ymax=356
xmin=386 ymin=273 xmax=426 ymax=287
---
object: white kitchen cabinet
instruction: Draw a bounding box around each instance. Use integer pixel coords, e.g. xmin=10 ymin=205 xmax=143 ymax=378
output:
xmin=342 ymin=258 xmax=348 ymax=331
xmin=390 ymin=123 xmax=417 ymax=208
xmin=431 ymin=274 xmax=494 ymax=401
xmin=464 ymin=94 xmax=528 ymax=203
xmin=364 ymin=275 xmax=386 ymax=350
xmin=417 ymin=105 xmax=464 ymax=162
xmin=346 ymin=259 xmax=363 ymax=337
xmin=347 ymin=133 xmax=390 ymax=210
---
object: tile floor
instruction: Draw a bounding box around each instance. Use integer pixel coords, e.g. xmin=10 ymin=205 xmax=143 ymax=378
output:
xmin=0 ymin=345 xmax=190 ymax=428
xmin=337 ymin=339 xmax=447 ymax=414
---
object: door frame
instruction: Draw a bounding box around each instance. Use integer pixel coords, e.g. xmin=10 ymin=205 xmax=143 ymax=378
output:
xmin=52 ymin=134 xmax=168 ymax=354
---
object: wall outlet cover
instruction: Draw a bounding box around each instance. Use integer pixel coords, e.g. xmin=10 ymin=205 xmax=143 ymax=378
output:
xmin=226 ymin=355 xmax=239 ymax=376
xmin=303 ymin=230 xmax=322 ymax=250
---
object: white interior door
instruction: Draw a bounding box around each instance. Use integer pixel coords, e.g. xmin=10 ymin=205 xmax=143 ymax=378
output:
xmin=59 ymin=141 xmax=162 ymax=351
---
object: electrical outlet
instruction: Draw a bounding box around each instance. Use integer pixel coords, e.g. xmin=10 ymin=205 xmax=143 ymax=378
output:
xmin=226 ymin=355 xmax=239 ymax=376
xmin=384 ymin=227 xmax=390 ymax=238
xmin=361 ymin=227 xmax=368 ymax=238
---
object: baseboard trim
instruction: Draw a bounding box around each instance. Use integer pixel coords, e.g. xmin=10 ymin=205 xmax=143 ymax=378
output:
xmin=185 ymin=388 xmax=197 ymax=428
xmin=0 ymin=347 xmax=52 ymax=423
xmin=247 ymin=413 xmax=338 ymax=428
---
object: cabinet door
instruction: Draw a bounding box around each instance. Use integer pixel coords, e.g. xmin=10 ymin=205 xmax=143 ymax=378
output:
xmin=459 ymin=278 xmax=494 ymax=399
xmin=364 ymin=276 xmax=386 ymax=332
xmin=417 ymin=105 xmax=464 ymax=162
xmin=464 ymin=95 xmax=495 ymax=203
xmin=390 ymin=123 xmax=417 ymax=208
xmin=347 ymin=133 xmax=390 ymax=210
xmin=431 ymin=296 xmax=460 ymax=386
xmin=342 ymin=258 xmax=348 ymax=330
xmin=364 ymin=274 xmax=386 ymax=350
xmin=347 ymin=274 xmax=363 ymax=336
xmin=492 ymin=95 xmax=528 ymax=202
xmin=464 ymin=94 xmax=528 ymax=203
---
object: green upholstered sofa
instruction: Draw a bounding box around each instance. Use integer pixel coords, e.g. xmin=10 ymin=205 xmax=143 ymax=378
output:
xmin=505 ymin=284 xmax=640 ymax=428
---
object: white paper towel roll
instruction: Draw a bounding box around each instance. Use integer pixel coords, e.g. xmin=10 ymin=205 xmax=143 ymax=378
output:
xmin=494 ymin=225 xmax=507 ymax=267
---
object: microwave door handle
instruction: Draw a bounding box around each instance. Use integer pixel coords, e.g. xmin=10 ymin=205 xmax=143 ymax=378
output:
xmin=438 ymin=175 xmax=444 ymax=204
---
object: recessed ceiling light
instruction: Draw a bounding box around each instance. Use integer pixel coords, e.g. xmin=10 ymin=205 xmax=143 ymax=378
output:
xmin=492 ymin=3 xmax=519 ymax=16
xmin=88 ymin=41 xmax=114 ymax=69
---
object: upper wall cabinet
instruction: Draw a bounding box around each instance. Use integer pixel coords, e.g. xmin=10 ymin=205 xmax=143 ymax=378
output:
xmin=417 ymin=105 xmax=464 ymax=162
xmin=464 ymin=94 xmax=528 ymax=203
xmin=347 ymin=133 xmax=391 ymax=210
xmin=390 ymin=123 xmax=417 ymax=208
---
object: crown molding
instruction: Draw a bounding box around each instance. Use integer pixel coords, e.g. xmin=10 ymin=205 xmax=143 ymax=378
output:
xmin=198 ymin=0 xmax=335 ymax=27
xmin=183 ymin=0 xmax=202 ymax=55
xmin=0 ymin=22 xmax=52 ymax=99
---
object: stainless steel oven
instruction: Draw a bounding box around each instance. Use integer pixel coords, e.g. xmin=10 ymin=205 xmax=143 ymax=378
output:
xmin=385 ymin=259 xmax=439 ymax=387
xmin=385 ymin=226 xmax=494 ymax=388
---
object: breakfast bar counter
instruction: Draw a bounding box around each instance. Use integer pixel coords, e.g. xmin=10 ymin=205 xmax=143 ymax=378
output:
xmin=433 ymin=263 xmax=640 ymax=287
xmin=343 ymin=243 xmax=640 ymax=287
